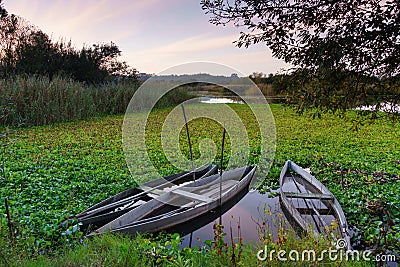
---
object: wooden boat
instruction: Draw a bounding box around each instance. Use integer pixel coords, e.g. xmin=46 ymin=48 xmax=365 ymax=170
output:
xmin=279 ymin=161 xmax=351 ymax=250
xmin=167 ymin=180 xmax=250 ymax=237
xmin=74 ymin=164 xmax=218 ymax=230
xmin=90 ymin=165 xmax=256 ymax=236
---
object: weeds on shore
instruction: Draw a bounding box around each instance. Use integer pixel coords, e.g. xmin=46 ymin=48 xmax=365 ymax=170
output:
xmin=0 ymin=208 xmax=374 ymax=267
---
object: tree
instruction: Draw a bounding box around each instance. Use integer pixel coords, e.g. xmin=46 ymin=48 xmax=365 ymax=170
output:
xmin=0 ymin=0 xmax=7 ymax=20
xmin=201 ymin=0 xmax=400 ymax=119
xmin=0 ymin=7 xmax=138 ymax=84
xmin=0 ymin=13 xmax=137 ymax=84
xmin=15 ymin=30 xmax=58 ymax=77
xmin=67 ymin=42 xmax=137 ymax=84
xmin=0 ymin=15 xmax=37 ymax=77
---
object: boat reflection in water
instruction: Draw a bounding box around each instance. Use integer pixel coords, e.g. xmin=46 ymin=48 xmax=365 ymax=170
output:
xmin=180 ymin=189 xmax=281 ymax=248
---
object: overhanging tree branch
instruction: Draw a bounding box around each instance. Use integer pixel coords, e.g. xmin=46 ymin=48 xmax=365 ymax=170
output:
xmin=202 ymin=0 xmax=400 ymax=120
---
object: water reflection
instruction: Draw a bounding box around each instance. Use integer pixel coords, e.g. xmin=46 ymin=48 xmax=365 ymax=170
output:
xmin=198 ymin=95 xmax=286 ymax=104
xmin=180 ymin=190 xmax=281 ymax=247
xmin=200 ymin=96 xmax=243 ymax=104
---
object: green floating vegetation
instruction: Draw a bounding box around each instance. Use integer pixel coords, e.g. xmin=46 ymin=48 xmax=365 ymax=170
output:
xmin=0 ymin=104 xmax=399 ymax=265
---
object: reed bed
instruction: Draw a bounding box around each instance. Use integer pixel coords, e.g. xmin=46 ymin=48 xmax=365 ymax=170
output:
xmin=0 ymin=75 xmax=192 ymax=126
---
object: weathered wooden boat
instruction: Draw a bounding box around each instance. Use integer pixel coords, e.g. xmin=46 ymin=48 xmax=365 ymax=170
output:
xmin=279 ymin=161 xmax=351 ymax=250
xmin=90 ymin=165 xmax=256 ymax=236
xmin=74 ymin=164 xmax=218 ymax=230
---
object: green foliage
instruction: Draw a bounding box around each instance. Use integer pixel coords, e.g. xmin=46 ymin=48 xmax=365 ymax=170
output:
xmin=273 ymin=68 xmax=400 ymax=123
xmin=0 ymin=115 xmax=133 ymax=254
xmin=1 ymin=75 xmax=95 ymax=125
xmin=202 ymin=0 xmax=400 ymax=77
xmin=1 ymin=223 xmax=372 ymax=266
xmin=0 ymin=15 xmax=137 ymax=83
xmin=268 ymin=105 xmax=400 ymax=254
xmin=201 ymin=1 xmax=400 ymax=119
xmin=0 ymin=75 xmax=192 ymax=127
xmin=154 ymin=86 xmax=194 ymax=109
xmin=0 ymin=104 xmax=398 ymax=264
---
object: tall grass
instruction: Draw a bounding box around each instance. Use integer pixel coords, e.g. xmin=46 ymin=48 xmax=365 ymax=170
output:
xmin=0 ymin=75 xmax=192 ymax=126
xmin=0 ymin=215 xmax=372 ymax=267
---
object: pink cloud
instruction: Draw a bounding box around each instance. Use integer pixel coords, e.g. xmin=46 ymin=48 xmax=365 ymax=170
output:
xmin=4 ymin=0 xmax=289 ymax=75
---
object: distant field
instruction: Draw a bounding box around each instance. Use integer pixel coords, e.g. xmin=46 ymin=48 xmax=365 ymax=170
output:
xmin=0 ymin=104 xmax=399 ymax=256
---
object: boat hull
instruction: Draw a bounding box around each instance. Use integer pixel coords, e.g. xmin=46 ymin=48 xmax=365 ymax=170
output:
xmin=92 ymin=166 xmax=256 ymax=236
xmin=279 ymin=161 xmax=351 ymax=250
xmin=75 ymin=164 xmax=218 ymax=230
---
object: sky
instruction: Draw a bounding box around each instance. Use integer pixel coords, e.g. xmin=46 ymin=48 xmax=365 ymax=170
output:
xmin=4 ymin=0 xmax=290 ymax=76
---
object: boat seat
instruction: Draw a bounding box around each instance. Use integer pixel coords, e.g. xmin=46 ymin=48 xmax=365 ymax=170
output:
xmin=297 ymin=207 xmax=332 ymax=215
xmin=141 ymin=186 xmax=164 ymax=196
xmin=283 ymin=192 xmax=334 ymax=200
xmin=202 ymin=180 xmax=238 ymax=198
xmin=171 ymin=189 xmax=213 ymax=203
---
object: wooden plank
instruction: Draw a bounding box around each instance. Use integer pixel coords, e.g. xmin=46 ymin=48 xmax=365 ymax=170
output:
xmin=171 ymin=189 xmax=213 ymax=203
xmin=141 ymin=186 xmax=164 ymax=196
xmin=283 ymin=192 xmax=333 ymax=200
xmin=200 ymin=180 xmax=238 ymax=199
xmin=304 ymin=197 xmax=326 ymax=233
xmin=296 ymin=207 xmax=332 ymax=215
xmin=96 ymin=199 xmax=167 ymax=233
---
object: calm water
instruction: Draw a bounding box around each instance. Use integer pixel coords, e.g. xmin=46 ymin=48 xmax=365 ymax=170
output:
xmin=199 ymin=95 xmax=286 ymax=104
xmin=200 ymin=96 xmax=243 ymax=104
xmin=180 ymin=189 xmax=282 ymax=247
xmin=178 ymin=184 xmax=399 ymax=267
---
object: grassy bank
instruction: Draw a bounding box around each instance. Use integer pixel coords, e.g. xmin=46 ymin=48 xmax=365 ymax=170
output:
xmin=0 ymin=104 xmax=399 ymax=265
xmin=0 ymin=228 xmax=373 ymax=266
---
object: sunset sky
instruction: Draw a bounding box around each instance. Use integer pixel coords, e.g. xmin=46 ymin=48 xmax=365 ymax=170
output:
xmin=5 ymin=0 xmax=290 ymax=76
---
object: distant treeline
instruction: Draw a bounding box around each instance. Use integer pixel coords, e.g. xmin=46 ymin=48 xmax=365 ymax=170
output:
xmin=146 ymin=72 xmax=287 ymax=97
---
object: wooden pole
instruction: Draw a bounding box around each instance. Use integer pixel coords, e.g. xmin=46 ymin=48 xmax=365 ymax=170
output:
xmin=189 ymin=231 xmax=193 ymax=248
xmin=5 ymin=198 xmax=13 ymax=240
xmin=340 ymin=168 xmax=345 ymax=191
xmin=219 ymin=127 xmax=226 ymax=226
xmin=181 ymin=104 xmax=195 ymax=181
